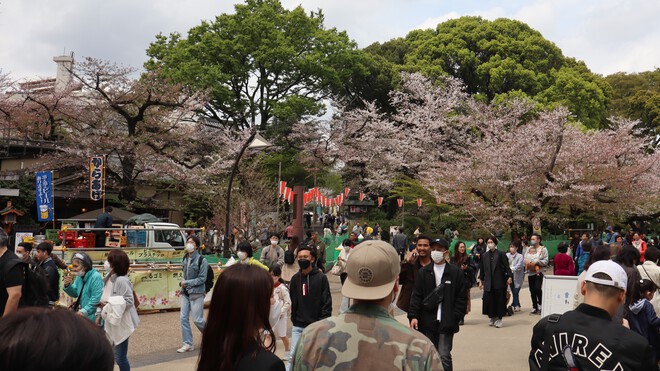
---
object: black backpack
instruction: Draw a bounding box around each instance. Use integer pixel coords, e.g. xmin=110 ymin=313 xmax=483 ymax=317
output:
xmin=1 ymin=258 xmax=49 ymax=307
xmin=284 ymin=250 xmax=295 ymax=265
xmin=197 ymin=256 xmax=215 ymax=293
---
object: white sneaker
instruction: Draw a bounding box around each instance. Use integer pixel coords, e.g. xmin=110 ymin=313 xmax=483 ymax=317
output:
xmin=514 ymin=306 xmax=521 ymax=312
xmin=177 ymin=344 xmax=194 ymax=353
xmin=488 ymin=318 xmax=496 ymax=326
xmin=282 ymin=353 xmax=291 ymax=362
xmin=495 ymin=319 xmax=503 ymax=328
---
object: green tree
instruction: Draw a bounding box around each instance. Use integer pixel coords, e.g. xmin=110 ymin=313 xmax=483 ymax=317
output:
xmin=605 ymin=69 xmax=660 ymax=147
xmin=145 ymin=0 xmax=363 ymax=130
xmin=366 ymin=16 xmax=611 ymax=129
xmin=537 ymin=61 xmax=612 ymax=129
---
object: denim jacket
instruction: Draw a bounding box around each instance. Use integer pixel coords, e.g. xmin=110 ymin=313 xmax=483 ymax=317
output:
xmin=181 ymin=251 xmax=208 ymax=295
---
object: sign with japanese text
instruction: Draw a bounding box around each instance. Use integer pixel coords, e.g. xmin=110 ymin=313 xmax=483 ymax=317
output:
xmin=90 ymin=155 xmax=104 ymax=201
xmin=35 ymin=171 xmax=53 ymax=222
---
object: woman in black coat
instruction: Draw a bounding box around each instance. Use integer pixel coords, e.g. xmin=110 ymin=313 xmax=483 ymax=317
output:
xmin=478 ymin=237 xmax=513 ymax=328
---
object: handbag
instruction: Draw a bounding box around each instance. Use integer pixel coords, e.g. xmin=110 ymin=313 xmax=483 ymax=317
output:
xmin=422 ymin=283 xmax=444 ymax=310
xmin=330 ymin=261 xmax=344 ymax=276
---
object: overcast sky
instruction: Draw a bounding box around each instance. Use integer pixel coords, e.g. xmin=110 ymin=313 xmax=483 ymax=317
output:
xmin=1 ymin=0 xmax=658 ymax=80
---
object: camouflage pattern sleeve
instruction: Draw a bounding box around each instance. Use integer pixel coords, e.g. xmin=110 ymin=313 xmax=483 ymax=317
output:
xmin=292 ymin=309 xmax=444 ymax=371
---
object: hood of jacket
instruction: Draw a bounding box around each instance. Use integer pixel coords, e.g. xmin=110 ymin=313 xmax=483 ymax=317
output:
xmin=629 ymin=298 xmax=646 ymax=315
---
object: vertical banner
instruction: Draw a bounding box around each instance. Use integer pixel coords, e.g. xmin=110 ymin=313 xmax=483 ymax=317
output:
xmin=279 ymin=181 xmax=287 ymax=196
xmin=89 ymin=155 xmax=104 ymax=201
xmin=417 ymin=198 xmax=422 ymax=207
xmin=436 ymin=197 xmax=441 ymax=205
xmin=359 ymin=193 xmax=365 ymax=201
xmin=35 ymin=171 xmax=53 ymax=222
xmin=377 ymin=197 xmax=383 ymax=207
xmin=344 ymin=187 xmax=351 ymax=197
xmin=397 ymin=199 xmax=403 ymax=208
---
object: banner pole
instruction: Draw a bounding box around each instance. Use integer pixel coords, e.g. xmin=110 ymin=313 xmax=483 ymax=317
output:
xmin=51 ymin=170 xmax=55 ymax=230
xmin=102 ymin=155 xmax=106 ymax=210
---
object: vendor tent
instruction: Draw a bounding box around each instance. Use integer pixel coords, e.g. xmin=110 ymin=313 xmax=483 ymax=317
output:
xmin=125 ymin=213 xmax=162 ymax=226
xmin=62 ymin=207 xmax=137 ymax=223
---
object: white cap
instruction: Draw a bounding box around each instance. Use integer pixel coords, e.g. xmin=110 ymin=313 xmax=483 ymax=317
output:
xmin=584 ymin=260 xmax=628 ymax=291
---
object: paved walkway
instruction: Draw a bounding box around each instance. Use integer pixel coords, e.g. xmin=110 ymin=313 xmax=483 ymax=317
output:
xmin=120 ymin=274 xmax=539 ymax=371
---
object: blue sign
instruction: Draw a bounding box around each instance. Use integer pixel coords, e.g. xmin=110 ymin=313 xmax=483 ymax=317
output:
xmin=35 ymin=171 xmax=53 ymax=222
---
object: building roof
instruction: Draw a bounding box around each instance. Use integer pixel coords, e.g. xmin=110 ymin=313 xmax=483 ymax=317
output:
xmin=61 ymin=207 xmax=137 ymax=222
xmin=0 ymin=201 xmax=24 ymax=216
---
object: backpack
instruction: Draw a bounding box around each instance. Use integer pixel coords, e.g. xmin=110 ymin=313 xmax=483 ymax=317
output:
xmin=197 ymin=256 xmax=215 ymax=293
xmin=1 ymin=258 xmax=49 ymax=307
xmin=284 ymin=250 xmax=295 ymax=265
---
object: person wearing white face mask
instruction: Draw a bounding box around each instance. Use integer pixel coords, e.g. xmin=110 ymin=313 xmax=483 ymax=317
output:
xmin=335 ymin=238 xmax=355 ymax=314
xmin=98 ymin=249 xmax=139 ymax=371
xmin=177 ymin=236 xmax=208 ymax=353
xmin=408 ymin=237 xmax=467 ymax=371
xmin=478 ymin=237 xmax=513 ymax=328
xmin=63 ymin=252 xmax=103 ymax=321
xmin=237 ymin=241 xmax=269 ymax=271
xmin=260 ymin=235 xmax=285 ymax=270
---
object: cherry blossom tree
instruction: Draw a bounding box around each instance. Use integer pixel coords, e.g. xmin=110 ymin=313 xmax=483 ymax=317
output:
xmin=40 ymin=57 xmax=221 ymax=203
xmin=297 ymin=72 xmax=660 ymax=232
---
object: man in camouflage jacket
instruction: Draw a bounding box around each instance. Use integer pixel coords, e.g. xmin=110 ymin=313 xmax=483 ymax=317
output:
xmin=291 ymin=240 xmax=442 ymax=371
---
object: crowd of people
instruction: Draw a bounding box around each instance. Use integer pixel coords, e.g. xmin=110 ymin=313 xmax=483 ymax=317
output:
xmin=0 ymin=230 xmax=140 ymax=371
xmin=1 ymin=223 xmax=660 ymax=370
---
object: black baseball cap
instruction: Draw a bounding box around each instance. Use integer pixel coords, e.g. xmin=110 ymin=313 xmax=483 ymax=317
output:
xmin=430 ymin=238 xmax=449 ymax=249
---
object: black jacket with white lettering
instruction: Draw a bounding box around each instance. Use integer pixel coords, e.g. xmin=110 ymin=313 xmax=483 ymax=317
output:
xmin=529 ymin=303 xmax=654 ymax=371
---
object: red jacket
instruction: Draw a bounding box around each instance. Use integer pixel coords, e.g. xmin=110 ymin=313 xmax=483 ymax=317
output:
xmin=553 ymin=253 xmax=575 ymax=276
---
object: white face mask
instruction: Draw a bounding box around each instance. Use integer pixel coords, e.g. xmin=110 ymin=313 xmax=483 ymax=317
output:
xmin=16 ymin=253 xmax=24 ymax=259
xmin=237 ymin=251 xmax=248 ymax=261
xmin=271 ymin=240 xmax=279 ymax=246
xmin=74 ymin=269 xmax=85 ymax=277
xmin=104 ymin=260 xmax=111 ymax=271
xmin=431 ymin=250 xmax=445 ymax=264
xmin=185 ymin=243 xmax=196 ymax=253
xmin=488 ymin=243 xmax=496 ymax=251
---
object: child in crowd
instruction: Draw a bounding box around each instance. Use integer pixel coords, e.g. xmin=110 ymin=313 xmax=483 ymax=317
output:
xmin=524 ymin=246 xmax=540 ymax=275
xmin=577 ymin=241 xmax=591 ymax=275
xmin=268 ymin=266 xmax=291 ymax=361
xmin=628 ymin=279 xmax=660 ymax=364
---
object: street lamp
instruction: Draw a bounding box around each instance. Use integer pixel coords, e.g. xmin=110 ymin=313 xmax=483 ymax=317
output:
xmin=223 ymin=131 xmax=272 ymax=258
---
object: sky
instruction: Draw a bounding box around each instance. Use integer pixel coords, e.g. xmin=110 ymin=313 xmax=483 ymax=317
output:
xmin=1 ymin=0 xmax=658 ymax=81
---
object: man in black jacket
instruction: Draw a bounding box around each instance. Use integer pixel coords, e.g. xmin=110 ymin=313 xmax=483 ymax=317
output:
xmin=288 ymin=245 xmax=332 ymax=370
xmin=409 ymin=237 xmax=467 ymax=371
xmin=94 ymin=206 xmax=113 ymax=247
xmin=529 ymin=260 xmax=654 ymax=370
xmin=34 ymin=241 xmax=59 ymax=306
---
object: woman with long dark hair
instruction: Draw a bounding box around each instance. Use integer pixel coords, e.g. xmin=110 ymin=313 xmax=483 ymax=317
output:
xmin=451 ymin=241 xmax=475 ymax=324
xmin=198 ymin=264 xmax=284 ymax=371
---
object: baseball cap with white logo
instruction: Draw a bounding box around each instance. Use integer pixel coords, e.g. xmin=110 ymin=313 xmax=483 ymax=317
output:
xmin=341 ymin=240 xmax=401 ymax=300
xmin=584 ymin=260 xmax=628 ymax=291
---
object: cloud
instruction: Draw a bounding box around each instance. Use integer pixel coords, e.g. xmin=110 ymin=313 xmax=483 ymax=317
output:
xmin=1 ymin=0 xmax=657 ymax=80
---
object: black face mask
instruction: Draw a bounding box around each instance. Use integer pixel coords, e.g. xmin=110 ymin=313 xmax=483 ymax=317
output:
xmin=298 ymin=259 xmax=311 ymax=270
